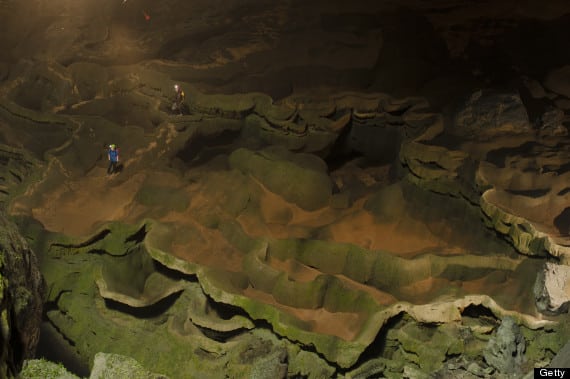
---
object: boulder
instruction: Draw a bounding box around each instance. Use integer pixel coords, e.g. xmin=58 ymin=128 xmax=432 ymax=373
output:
xmin=483 ymin=317 xmax=526 ymax=375
xmin=89 ymin=352 xmax=169 ymax=379
xmin=249 ymin=349 xmax=288 ymax=379
xmin=539 ymin=106 xmax=567 ymax=137
xmin=534 ymin=262 xmax=570 ymax=315
xmin=452 ymin=90 xmax=531 ymax=137
xmin=19 ymin=359 xmax=80 ymax=379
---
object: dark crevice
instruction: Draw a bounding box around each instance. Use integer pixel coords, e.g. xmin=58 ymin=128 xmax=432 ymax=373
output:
xmin=86 ymin=248 xmax=130 ymax=257
xmin=206 ymin=295 xmax=256 ymax=321
xmin=460 ymin=304 xmax=499 ymax=322
xmin=175 ymin=128 xmax=242 ymax=167
xmin=36 ymin=320 xmax=90 ymax=377
xmin=485 ymin=141 xmax=537 ymax=168
xmin=43 ymin=289 xmax=72 ymax=316
xmin=418 ymin=160 xmax=447 ymax=171
xmin=505 ymin=188 xmax=550 ymax=198
xmin=324 ymin=118 xmax=363 ymax=172
xmin=554 ymin=161 xmax=570 ymax=176
xmin=554 ymin=207 xmax=570 ymax=236
xmin=103 ymin=290 xmax=182 ymax=319
xmin=50 ymin=229 xmax=111 ymax=249
xmin=153 ymin=258 xmax=198 ymax=282
xmin=9 ymin=170 xmax=21 ymax=183
xmin=124 ymin=224 xmax=147 ymax=244
xmin=8 ymin=307 xmax=21 ymax=375
xmin=347 ymin=312 xmax=406 ymax=372
xmin=196 ymin=325 xmax=249 ymax=343
xmin=386 ymin=105 xmax=412 ymax=117
xmin=204 ymin=292 xmax=344 ymax=373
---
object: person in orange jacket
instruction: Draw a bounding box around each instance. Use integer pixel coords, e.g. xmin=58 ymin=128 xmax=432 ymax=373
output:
xmin=172 ymin=84 xmax=185 ymax=115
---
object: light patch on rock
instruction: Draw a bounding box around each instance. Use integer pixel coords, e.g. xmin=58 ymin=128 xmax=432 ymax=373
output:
xmin=534 ymin=261 xmax=570 ymax=315
xmin=90 ymin=352 xmax=168 ymax=379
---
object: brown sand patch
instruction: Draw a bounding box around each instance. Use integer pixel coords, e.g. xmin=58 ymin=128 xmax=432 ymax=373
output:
xmin=10 ymin=156 xmax=184 ymax=237
xmin=30 ymin=169 xmax=146 ymax=237
xmin=169 ymin=220 xmax=245 ymax=273
xmin=327 ymin=210 xmax=447 ymax=257
xmin=398 ymin=277 xmax=454 ymax=302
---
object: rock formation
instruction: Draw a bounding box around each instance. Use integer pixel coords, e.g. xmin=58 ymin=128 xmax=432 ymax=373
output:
xmin=1 ymin=0 xmax=570 ymax=378
xmin=483 ymin=317 xmax=526 ymax=375
xmin=0 ymin=212 xmax=45 ymax=377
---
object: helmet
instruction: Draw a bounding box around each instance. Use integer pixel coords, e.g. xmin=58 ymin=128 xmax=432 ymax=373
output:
xmin=109 ymin=144 xmax=116 ymax=149
xmin=174 ymin=84 xmax=179 ymax=90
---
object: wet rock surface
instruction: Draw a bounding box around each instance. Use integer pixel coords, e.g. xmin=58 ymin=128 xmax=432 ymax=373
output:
xmin=2 ymin=0 xmax=570 ymax=378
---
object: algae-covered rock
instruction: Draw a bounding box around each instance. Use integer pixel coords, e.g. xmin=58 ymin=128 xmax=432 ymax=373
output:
xmin=135 ymin=185 xmax=190 ymax=213
xmin=286 ymin=348 xmax=335 ymax=379
xmin=345 ymin=358 xmax=388 ymax=379
xmin=385 ymin=321 xmax=464 ymax=373
xmin=550 ymin=341 xmax=570 ymax=369
xmin=89 ymin=352 xmax=169 ymax=379
xmin=19 ymin=359 xmax=80 ymax=379
xmin=229 ymin=147 xmax=332 ymax=211
xmin=248 ymin=347 xmax=287 ymax=379
xmin=0 ymin=212 xmax=45 ymax=378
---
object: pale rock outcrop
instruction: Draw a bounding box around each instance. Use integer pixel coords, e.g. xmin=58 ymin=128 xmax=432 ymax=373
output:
xmin=534 ymin=262 xmax=570 ymax=315
xmin=452 ymin=90 xmax=531 ymax=137
xmin=89 ymin=353 xmax=169 ymax=379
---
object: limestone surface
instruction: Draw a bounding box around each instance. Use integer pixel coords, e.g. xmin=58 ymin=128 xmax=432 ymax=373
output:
xmin=2 ymin=0 xmax=570 ymax=378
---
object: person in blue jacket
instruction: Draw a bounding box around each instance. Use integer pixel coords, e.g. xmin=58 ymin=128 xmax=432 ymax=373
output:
xmin=107 ymin=144 xmax=120 ymax=174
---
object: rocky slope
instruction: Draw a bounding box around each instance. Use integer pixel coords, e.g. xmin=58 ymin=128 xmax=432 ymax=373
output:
xmin=2 ymin=0 xmax=570 ymax=378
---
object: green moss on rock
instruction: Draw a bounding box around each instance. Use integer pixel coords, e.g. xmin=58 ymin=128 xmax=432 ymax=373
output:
xmin=229 ymin=147 xmax=332 ymax=211
xmin=135 ymin=186 xmax=189 ymax=213
xmin=19 ymin=359 xmax=80 ymax=379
